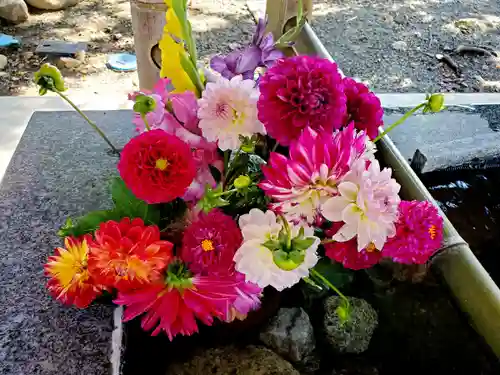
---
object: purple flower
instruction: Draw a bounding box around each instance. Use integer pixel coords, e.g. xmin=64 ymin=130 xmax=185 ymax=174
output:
xmin=210 ymin=17 xmax=284 ymax=80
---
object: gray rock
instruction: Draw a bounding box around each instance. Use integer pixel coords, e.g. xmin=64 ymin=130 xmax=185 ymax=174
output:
xmin=0 ymin=54 xmax=7 ymax=70
xmin=0 ymin=0 xmax=28 ymax=24
xmin=56 ymin=56 xmax=82 ymax=70
xmin=391 ymin=40 xmax=408 ymax=51
xmin=167 ymin=345 xmax=300 ymax=375
xmin=324 ymin=296 xmax=378 ymax=354
xmin=260 ymin=307 xmax=315 ymax=363
xmin=25 ymin=0 xmax=78 ymax=10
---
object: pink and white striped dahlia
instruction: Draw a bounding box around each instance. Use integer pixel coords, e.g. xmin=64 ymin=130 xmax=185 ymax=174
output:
xmin=322 ymin=159 xmax=401 ymax=251
xmin=114 ymin=259 xmax=262 ymax=339
xmin=259 ymin=124 xmax=370 ymax=224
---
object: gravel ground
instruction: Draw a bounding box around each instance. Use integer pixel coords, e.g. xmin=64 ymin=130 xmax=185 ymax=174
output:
xmin=0 ymin=0 xmax=499 ymax=97
xmin=313 ymin=0 xmax=500 ymax=93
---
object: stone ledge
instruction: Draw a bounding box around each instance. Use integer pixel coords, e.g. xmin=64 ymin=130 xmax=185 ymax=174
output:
xmin=384 ymin=104 xmax=500 ymax=173
xmin=0 ymin=110 xmax=132 ymax=375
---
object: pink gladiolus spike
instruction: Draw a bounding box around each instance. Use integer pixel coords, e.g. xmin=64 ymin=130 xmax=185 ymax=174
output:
xmin=152 ymin=78 xmax=171 ymax=103
xmin=170 ymin=91 xmax=200 ymax=134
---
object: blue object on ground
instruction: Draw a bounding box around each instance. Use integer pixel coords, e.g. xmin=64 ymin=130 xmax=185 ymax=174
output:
xmin=0 ymin=34 xmax=20 ymax=47
xmin=107 ymin=53 xmax=137 ymax=72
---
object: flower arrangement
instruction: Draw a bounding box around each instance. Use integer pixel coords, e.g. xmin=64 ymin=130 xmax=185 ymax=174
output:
xmin=39 ymin=0 xmax=445 ymax=340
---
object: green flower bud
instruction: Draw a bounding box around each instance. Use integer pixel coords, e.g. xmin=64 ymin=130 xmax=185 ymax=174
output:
xmin=273 ymin=250 xmax=301 ymax=271
xmin=234 ymin=175 xmax=251 ymax=190
xmin=239 ymin=134 xmax=258 ymax=153
xmin=241 ymin=143 xmax=255 ymax=153
xmin=133 ymin=94 xmax=157 ymax=115
xmin=424 ymin=93 xmax=445 ymax=113
xmin=34 ymin=63 xmax=66 ymax=94
xmin=336 ymin=305 xmax=350 ymax=324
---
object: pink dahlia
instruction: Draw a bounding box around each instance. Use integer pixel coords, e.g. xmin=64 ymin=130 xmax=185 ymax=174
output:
xmin=259 ymin=124 xmax=368 ymax=224
xmin=114 ymin=260 xmax=262 ymax=339
xmin=257 ymin=55 xmax=347 ymax=146
xmin=118 ymin=129 xmax=196 ymax=204
xmin=181 ymin=209 xmax=243 ymax=274
xmin=324 ymin=224 xmax=382 ymax=270
xmin=383 ymin=200 xmax=443 ymax=264
xmin=343 ymin=78 xmax=384 ymax=140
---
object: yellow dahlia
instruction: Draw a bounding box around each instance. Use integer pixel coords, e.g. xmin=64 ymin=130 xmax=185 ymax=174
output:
xmin=45 ymin=236 xmax=104 ymax=308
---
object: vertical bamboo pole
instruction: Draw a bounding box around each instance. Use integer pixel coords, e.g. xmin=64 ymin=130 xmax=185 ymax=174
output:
xmin=130 ymin=0 xmax=167 ymax=90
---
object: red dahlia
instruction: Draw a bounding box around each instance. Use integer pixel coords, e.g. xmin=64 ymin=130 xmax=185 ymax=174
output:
xmin=117 ymin=129 xmax=196 ymax=204
xmin=324 ymin=223 xmax=382 ymax=270
xmin=88 ymin=218 xmax=174 ymax=291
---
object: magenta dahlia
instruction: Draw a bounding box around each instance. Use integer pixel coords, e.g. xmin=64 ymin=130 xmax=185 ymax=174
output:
xmin=259 ymin=124 xmax=370 ymax=224
xmin=343 ymin=78 xmax=384 ymax=140
xmin=324 ymin=223 xmax=382 ymax=270
xmin=181 ymin=209 xmax=243 ymax=274
xmin=257 ymin=55 xmax=347 ymax=145
xmin=383 ymin=200 xmax=443 ymax=264
xmin=114 ymin=259 xmax=262 ymax=339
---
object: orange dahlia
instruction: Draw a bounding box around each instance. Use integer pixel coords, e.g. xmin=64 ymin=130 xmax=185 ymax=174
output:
xmin=45 ymin=235 xmax=104 ymax=308
xmin=88 ymin=218 xmax=173 ymax=291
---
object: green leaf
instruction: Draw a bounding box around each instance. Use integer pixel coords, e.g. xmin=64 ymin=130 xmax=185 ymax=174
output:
xmin=262 ymin=239 xmax=280 ymax=251
xmin=58 ymin=210 xmax=120 ymax=237
xmin=292 ymin=237 xmax=316 ymax=252
xmin=313 ymin=258 xmax=354 ymax=289
xmin=179 ymin=49 xmax=203 ymax=95
xmin=110 ymin=177 xmax=160 ymax=225
xmin=247 ymin=154 xmax=266 ymax=174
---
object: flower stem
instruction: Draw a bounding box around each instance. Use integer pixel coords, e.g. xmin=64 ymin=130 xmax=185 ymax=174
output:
xmin=373 ymin=103 xmax=426 ymax=143
xmin=310 ymin=268 xmax=350 ymax=308
xmin=141 ymin=114 xmax=151 ymax=131
xmin=321 ymin=238 xmax=336 ymax=245
xmin=214 ymin=188 xmax=238 ymax=198
xmin=271 ymin=142 xmax=279 ymax=153
xmin=224 ymin=148 xmax=241 ymax=180
xmin=224 ymin=150 xmax=230 ymax=172
xmin=55 ymin=91 xmax=120 ymax=155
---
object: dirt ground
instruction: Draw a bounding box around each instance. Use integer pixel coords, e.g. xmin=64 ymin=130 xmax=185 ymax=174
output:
xmin=0 ymin=0 xmax=499 ymax=98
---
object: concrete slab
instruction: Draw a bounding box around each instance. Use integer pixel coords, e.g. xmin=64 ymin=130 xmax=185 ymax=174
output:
xmin=0 ymin=110 xmax=133 ymax=375
xmin=0 ymin=96 xmax=131 ymax=183
xmin=384 ymin=104 xmax=500 ymax=173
